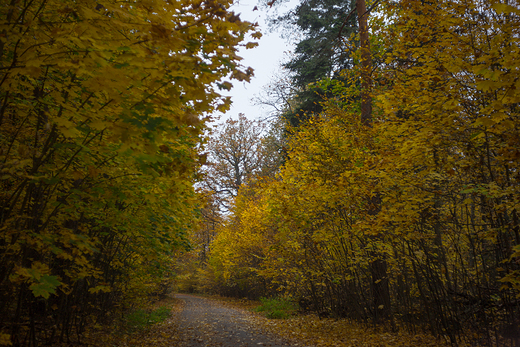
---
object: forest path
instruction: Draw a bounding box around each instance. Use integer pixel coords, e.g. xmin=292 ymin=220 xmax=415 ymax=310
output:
xmin=173 ymin=294 xmax=297 ymax=347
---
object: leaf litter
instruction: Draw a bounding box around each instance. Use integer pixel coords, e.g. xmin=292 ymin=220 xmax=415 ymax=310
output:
xmin=77 ymin=294 xmax=451 ymax=347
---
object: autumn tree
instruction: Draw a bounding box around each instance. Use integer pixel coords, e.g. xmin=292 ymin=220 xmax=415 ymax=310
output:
xmin=372 ymin=0 xmax=520 ymax=341
xmin=194 ymin=192 xmax=222 ymax=263
xmin=205 ymin=0 xmax=520 ymax=344
xmin=175 ymin=114 xmax=284 ymax=295
xmin=202 ymin=114 xmax=281 ymax=211
xmin=0 ymin=0 xmax=259 ymax=344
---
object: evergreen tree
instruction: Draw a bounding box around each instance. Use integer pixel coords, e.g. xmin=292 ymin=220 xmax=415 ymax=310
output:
xmin=269 ymin=0 xmax=358 ymax=125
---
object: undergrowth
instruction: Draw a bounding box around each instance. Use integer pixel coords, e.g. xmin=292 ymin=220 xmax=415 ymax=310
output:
xmin=125 ymin=306 xmax=171 ymax=331
xmin=254 ymin=297 xmax=298 ymax=319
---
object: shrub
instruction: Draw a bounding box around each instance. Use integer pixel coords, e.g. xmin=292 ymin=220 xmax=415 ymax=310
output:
xmin=254 ymin=297 xmax=298 ymax=319
xmin=125 ymin=306 xmax=171 ymax=331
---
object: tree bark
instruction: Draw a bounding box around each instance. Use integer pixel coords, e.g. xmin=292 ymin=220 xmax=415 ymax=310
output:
xmin=356 ymin=0 xmax=391 ymax=323
xmin=357 ymin=0 xmax=372 ymax=126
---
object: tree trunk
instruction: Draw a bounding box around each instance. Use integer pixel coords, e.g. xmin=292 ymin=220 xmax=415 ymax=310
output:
xmin=357 ymin=0 xmax=372 ymax=126
xmin=356 ymin=0 xmax=391 ymax=323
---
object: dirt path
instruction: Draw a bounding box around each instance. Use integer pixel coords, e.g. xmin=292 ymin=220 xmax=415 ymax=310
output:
xmin=173 ymin=294 xmax=297 ymax=347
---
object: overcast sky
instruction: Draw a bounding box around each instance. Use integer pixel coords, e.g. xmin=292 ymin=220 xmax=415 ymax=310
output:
xmin=214 ymin=0 xmax=297 ymax=123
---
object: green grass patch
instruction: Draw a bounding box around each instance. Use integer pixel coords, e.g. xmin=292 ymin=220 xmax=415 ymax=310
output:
xmin=125 ymin=305 xmax=171 ymax=331
xmin=254 ymin=297 xmax=298 ymax=319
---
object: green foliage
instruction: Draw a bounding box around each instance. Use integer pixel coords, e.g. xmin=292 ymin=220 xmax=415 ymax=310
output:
xmin=254 ymin=297 xmax=298 ymax=319
xmin=266 ymin=0 xmax=359 ymax=125
xmin=29 ymin=275 xmax=61 ymax=299
xmin=125 ymin=306 xmax=172 ymax=332
xmin=272 ymin=0 xmax=356 ymax=87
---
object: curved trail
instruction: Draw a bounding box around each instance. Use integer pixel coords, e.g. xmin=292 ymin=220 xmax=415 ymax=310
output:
xmin=173 ymin=294 xmax=296 ymax=347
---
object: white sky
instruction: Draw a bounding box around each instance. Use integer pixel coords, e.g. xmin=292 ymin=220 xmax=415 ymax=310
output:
xmin=214 ymin=0 xmax=297 ymax=122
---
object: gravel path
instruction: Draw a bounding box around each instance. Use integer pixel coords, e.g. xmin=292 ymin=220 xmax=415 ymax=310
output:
xmin=173 ymin=294 xmax=295 ymax=347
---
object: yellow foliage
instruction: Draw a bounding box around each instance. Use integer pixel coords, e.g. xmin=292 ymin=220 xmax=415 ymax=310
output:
xmin=0 ymin=0 xmax=259 ymax=344
xmin=205 ymin=0 xmax=520 ymax=342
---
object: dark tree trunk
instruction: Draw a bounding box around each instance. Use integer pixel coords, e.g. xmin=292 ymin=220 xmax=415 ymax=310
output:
xmin=357 ymin=0 xmax=391 ymax=323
